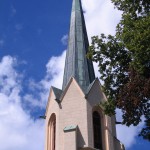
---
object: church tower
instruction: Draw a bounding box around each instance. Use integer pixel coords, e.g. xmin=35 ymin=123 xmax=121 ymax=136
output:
xmin=45 ymin=0 xmax=124 ymax=150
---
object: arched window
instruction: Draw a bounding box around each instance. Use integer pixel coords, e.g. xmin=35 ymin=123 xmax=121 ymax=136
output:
xmin=93 ymin=111 xmax=103 ymax=150
xmin=48 ymin=113 xmax=56 ymax=150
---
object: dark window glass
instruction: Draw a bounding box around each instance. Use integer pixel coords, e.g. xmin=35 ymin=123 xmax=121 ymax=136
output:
xmin=53 ymin=119 xmax=56 ymax=150
xmin=93 ymin=111 xmax=103 ymax=150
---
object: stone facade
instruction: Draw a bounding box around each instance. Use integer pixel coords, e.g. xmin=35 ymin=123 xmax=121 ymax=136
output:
xmin=45 ymin=78 xmax=124 ymax=150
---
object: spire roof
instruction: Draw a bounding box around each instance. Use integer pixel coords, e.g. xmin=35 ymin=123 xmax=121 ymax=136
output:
xmin=62 ymin=0 xmax=95 ymax=92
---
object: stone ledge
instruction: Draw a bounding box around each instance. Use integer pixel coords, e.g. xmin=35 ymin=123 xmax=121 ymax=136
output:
xmin=79 ymin=146 xmax=100 ymax=150
xmin=63 ymin=125 xmax=77 ymax=132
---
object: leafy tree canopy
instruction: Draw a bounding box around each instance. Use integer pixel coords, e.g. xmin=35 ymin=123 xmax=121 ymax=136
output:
xmin=87 ymin=0 xmax=150 ymax=141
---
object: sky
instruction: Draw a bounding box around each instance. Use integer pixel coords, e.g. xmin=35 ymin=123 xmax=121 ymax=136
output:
xmin=0 ymin=0 xmax=150 ymax=150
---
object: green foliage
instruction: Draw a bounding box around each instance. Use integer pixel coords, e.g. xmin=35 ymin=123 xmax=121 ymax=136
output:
xmin=100 ymin=99 xmax=116 ymax=116
xmin=88 ymin=0 xmax=150 ymax=141
xmin=112 ymin=0 xmax=150 ymax=16
xmin=117 ymin=14 xmax=150 ymax=76
xmin=139 ymin=115 xmax=150 ymax=140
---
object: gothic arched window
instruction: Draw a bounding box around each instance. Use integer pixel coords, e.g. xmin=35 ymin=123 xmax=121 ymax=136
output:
xmin=93 ymin=111 xmax=103 ymax=150
xmin=48 ymin=113 xmax=56 ymax=150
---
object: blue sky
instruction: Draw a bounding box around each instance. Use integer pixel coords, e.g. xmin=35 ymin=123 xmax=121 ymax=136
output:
xmin=0 ymin=0 xmax=149 ymax=149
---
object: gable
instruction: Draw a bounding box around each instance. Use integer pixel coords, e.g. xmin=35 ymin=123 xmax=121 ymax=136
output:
xmin=60 ymin=77 xmax=87 ymax=123
xmin=60 ymin=77 xmax=85 ymax=102
xmin=59 ymin=78 xmax=89 ymax=146
xmin=86 ymin=79 xmax=106 ymax=107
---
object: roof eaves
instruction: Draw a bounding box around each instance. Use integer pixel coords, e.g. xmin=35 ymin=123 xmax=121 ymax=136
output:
xmin=51 ymin=86 xmax=63 ymax=103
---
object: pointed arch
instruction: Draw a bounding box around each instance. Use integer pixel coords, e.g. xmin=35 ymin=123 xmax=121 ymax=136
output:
xmin=48 ymin=113 xmax=56 ymax=150
xmin=93 ymin=111 xmax=103 ymax=150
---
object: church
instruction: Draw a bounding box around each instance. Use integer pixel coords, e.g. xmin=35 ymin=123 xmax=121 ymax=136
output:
xmin=44 ymin=0 xmax=124 ymax=149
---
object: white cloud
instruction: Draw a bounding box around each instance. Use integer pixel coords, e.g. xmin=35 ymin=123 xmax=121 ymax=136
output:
xmin=93 ymin=62 xmax=100 ymax=78
xmin=61 ymin=34 xmax=68 ymax=45
xmin=0 ymin=56 xmax=44 ymax=150
xmin=0 ymin=52 xmax=66 ymax=149
xmin=45 ymin=50 xmax=66 ymax=88
xmin=82 ymin=0 xmax=122 ymax=41
xmin=23 ymin=51 xmax=66 ymax=108
xmin=0 ymin=56 xmax=19 ymax=95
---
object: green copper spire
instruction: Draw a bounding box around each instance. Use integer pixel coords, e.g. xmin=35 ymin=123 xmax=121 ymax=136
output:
xmin=62 ymin=0 xmax=95 ymax=92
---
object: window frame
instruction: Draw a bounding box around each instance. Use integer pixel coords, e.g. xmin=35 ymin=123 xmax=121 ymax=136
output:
xmin=93 ymin=111 xmax=103 ymax=150
xmin=48 ymin=113 xmax=56 ymax=150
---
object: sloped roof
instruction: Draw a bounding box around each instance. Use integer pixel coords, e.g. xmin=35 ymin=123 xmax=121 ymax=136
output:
xmin=62 ymin=0 xmax=95 ymax=92
xmin=51 ymin=86 xmax=63 ymax=103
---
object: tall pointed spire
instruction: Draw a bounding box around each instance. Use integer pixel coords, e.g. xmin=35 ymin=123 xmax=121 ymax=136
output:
xmin=62 ymin=0 xmax=95 ymax=92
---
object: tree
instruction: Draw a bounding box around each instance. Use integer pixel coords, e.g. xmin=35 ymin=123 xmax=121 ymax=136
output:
xmin=87 ymin=0 xmax=150 ymax=141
